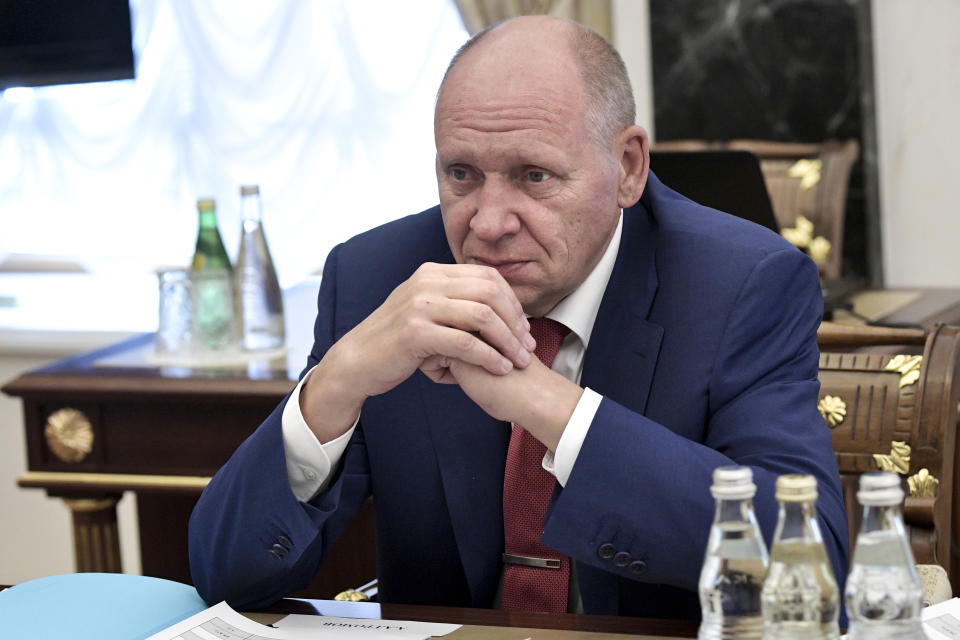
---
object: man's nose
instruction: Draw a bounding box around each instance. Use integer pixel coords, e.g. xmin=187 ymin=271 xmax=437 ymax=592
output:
xmin=469 ymin=178 xmax=522 ymax=241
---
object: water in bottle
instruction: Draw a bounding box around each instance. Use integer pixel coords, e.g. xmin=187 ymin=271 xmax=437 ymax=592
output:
xmin=761 ymin=474 xmax=840 ymax=639
xmin=845 ymin=471 xmax=926 ymax=639
xmin=698 ymin=466 xmax=768 ymax=640
xmin=234 ymin=184 xmax=285 ymax=350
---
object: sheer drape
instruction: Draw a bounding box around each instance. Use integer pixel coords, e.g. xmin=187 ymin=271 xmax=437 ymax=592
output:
xmin=0 ymin=0 xmax=468 ymax=286
xmin=453 ymin=0 xmax=611 ymax=40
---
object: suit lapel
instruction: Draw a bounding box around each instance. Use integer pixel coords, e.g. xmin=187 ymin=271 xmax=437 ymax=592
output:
xmin=581 ymin=201 xmax=663 ymax=414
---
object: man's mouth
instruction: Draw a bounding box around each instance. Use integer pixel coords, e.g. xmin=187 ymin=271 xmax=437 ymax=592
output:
xmin=470 ymin=257 xmax=530 ymax=278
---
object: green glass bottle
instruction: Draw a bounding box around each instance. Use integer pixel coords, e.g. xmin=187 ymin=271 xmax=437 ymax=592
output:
xmin=190 ymin=198 xmax=235 ymax=351
xmin=191 ymin=198 xmax=232 ymax=271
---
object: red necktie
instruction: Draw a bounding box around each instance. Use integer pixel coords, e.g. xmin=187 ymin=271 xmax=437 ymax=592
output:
xmin=501 ymin=317 xmax=571 ymax=612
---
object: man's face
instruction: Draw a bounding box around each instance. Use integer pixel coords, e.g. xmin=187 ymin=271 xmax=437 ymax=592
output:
xmin=434 ymin=38 xmax=623 ymax=317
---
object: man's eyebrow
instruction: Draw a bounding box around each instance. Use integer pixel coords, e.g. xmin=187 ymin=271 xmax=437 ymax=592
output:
xmin=436 ymin=148 xmax=478 ymax=164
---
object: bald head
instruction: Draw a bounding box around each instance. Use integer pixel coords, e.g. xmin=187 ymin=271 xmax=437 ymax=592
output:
xmin=437 ymin=16 xmax=635 ymax=148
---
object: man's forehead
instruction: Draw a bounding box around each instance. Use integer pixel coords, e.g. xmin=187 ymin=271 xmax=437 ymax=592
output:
xmin=437 ymin=87 xmax=582 ymax=126
xmin=434 ymin=91 xmax=589 ymax=160
xmin=436 ymin=55 xmax=585 ymax=131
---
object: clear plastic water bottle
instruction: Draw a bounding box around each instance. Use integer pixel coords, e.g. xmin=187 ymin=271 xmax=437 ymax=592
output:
xmin=234 ymin=184 xmax=285 ymax=350
xmin=845 ymin=472 xmax=926 ymax=639
xmin=698 ymin=466 xmax=769 ymax=640
xmin=761 ymin=474 xmax=840 ymax=639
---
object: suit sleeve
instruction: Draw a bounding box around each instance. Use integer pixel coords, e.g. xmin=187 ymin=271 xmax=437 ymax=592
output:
xmin=541 ymin=248 xmax=849 ymax=594
xmin=188 ymin=244 xmax=373 ymax=609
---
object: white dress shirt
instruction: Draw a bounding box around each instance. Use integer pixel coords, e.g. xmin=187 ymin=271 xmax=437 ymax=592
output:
xmin=281 ymin=215 xmax=624 ymax=503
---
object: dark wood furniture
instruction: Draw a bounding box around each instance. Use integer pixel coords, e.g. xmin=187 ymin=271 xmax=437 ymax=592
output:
xmin=653 ymin=139 xmax=859 ymax=280
xmin=816 ymin=321 xmax=960 ymax=590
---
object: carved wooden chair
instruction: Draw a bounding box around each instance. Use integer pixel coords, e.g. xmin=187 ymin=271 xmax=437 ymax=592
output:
xmin=653 ymin=139 xmax=859 ymax=280
xmin=817 ymin=321 xmax=960 ymax=598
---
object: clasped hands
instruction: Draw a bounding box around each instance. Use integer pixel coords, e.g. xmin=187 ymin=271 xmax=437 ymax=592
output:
xmin=300 ymin=263 xmax=582 ymax=451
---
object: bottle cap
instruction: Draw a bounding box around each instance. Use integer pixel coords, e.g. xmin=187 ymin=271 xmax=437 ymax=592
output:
xmin=240 ymin=185 xmax=260 ymax=196
xmin=196 ymin=198 xmax=215 ymax=211
xmin=775 ymin=474 xmax=818 ymax=502
xmin=857 ymin=471 xmax=905 ymax=505
xmin=710 ymin=465 xmax=756 ymax=499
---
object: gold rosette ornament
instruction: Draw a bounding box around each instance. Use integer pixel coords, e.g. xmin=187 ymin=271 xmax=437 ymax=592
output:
xmin=818 ymin=395 xmax=847 ymax=429
xmin=44 ymin=408 xmax=94 ymax=463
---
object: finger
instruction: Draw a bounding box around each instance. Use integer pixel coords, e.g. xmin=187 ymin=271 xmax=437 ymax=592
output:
xmin=424 ymin=298 xmax=532 ymax=368
xmin=424 ymin=325 xmax=514 ymax=376
xmin=415 ymin=263 xmax=530 ymax=341
xmin=420 ymin=355 xmax=459 ymax=384
xmin=438 ymin=277 xmax=534 ymax=352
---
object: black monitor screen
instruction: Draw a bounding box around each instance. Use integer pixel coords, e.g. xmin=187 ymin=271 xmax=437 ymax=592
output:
xmin=650 ymin=149 xmax=780 ymax=233
xmin=0 ymin=0 xmax=134 ymax=89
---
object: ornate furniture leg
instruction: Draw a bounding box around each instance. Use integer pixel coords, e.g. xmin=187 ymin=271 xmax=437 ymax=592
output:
xmin=63 ymin=496 xmax=122 ymax=572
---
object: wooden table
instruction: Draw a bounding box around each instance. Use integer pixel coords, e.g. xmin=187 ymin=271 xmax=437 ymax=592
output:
xmin=834 ymin=286 xmax=960 ymax=328
xmin=5 ymin=283 xmax=960 ymax=599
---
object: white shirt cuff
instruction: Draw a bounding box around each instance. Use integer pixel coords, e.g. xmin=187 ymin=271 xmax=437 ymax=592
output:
xmin=542 ymin=387 xmax=603 ymax=487
xmin=281 ymin=365 xmax=358 ymax=502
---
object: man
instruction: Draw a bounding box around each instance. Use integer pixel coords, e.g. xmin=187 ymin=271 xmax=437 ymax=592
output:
xmin=189 ymin=16 xmax=848 ymax=619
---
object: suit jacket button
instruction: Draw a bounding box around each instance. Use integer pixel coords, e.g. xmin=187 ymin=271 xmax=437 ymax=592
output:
xmin=629 ymin=560 xmax=647 ymax=575
xmin=598 ymin=543 xmax=616 ymax=560
xmin=277 ymin=535 xmax=293 ymax=549
xmin=268 ymin=549 xmax=282 ymax=560
xmin=613 ymin=551 xmax=632 ymax=567
xmin=271 ymin=543 xmax=287 ymax=557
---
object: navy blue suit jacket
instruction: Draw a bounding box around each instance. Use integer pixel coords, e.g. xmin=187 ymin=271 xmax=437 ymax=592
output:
xmin=188 ymin=173 xmax=849 ymax=618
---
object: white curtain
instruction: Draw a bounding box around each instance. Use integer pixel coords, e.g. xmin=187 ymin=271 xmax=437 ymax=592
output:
xmin=0 ymin=0 xmax=468 ymax=286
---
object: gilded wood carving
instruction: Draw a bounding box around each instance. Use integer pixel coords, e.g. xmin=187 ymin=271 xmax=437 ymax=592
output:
xmin=817 ymin=395 xmax=847 ymax=428
xmin=873 ymin=440 xmax=911 ymax=475
xmin=907 ymin=468 xmax=939 ymax=498
xmin=44 ymin=408 xmax=94 ymax=463
xmin=884 ymin=355 xmax=923 ymax=388
xmin=788 ymin=158 xmax=822 ymax=190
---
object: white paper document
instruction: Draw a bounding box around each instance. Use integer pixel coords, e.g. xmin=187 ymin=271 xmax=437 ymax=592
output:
xmin=924 ymin=597 xmax=960 ymax=639
xmin=146 ymin=600 xmax=461 ymax=640
xmin=839 ymin=598 xmax=960 ymax=640
xmin=145 ymin=601 xmax=285 ymax=640
xmin=274 ymin=613 xmax=460 ymax=638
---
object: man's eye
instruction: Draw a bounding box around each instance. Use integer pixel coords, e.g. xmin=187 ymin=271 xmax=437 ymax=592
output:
xmin=528 ymin=170 xmax=549 ymax=183
xmin=450 ymin=167 xmax=469 ymax=180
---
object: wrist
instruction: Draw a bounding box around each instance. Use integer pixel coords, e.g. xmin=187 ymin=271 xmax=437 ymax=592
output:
xmin=300 ymin=347 xmax=368 ymax=443
xmin=523 ymin=367 xmax=583 ymax=452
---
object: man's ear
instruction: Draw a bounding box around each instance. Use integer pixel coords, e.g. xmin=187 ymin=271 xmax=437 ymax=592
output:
xmin=616 ymin=125 xmax=650 ymax=208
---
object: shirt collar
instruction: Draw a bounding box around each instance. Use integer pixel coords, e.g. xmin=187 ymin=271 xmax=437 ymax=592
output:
xmin=543 ymin=213 xmax=623 ymax=349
